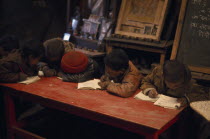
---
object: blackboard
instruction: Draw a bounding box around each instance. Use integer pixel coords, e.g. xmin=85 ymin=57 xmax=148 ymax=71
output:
xmin=171 ymin=0 xmax=210 ymax=74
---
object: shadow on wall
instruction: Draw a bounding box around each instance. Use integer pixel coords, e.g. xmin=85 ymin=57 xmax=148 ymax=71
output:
xmin=0 ymin=0 xmax=66 ymax=45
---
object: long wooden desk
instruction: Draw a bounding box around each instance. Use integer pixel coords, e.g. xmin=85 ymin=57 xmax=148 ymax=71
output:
xmin=0 ymin=77 xmax=185 ymax=139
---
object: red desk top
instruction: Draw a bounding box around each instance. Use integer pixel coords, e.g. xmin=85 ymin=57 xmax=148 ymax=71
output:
xmin=0 ymin=77 xmax=184 ymax=132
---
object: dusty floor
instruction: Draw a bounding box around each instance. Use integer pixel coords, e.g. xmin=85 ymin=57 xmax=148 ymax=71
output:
xmin=190 ymin=81 xmax=210 ymax=102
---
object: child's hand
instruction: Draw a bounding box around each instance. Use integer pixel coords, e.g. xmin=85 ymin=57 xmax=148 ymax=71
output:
xmin=100 ymin=75 xmax=110 ymax=82
xmin=19 ymin=73 xmax=28 ymax=81
xmin=148 ymin=89 xmax=158 ymax=98
xmin=98 ymin=81 xmax=111 ymax=90
xmin=177 ymin=97 xmax=187 ymax=106
xmin=43 ymin=68 xmax=57 ymax=77
xmin=57 ymin=71 xmax=64 ymax=78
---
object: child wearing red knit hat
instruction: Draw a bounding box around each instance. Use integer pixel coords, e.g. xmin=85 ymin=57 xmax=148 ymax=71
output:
xmin=61 ymin=51 xmax=88 ymax=73
xmin=58 ymin=51 xmax=99 ymax=83
xmin=38 ymin=38 xmax=99 ymax=82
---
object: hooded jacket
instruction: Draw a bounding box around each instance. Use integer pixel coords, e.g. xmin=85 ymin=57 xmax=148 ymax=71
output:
xmin=38 ymin=38 xmax=75 ymax=77
xmin=103 ymin=61 xmax=143 ymax=98
xmin=0 ymin=50 xmax=37 ymax=82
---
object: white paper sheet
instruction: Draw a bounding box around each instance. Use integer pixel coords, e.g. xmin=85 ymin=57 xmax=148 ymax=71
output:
xmin=134 ymin=91 xmax=159 ymax=102
xmin=19 ymin=76 xmax=40 ymax=85
xmin=78 ymin=79 xmax=101 ymax=90
xmin=154 ymin=94 xmax=181 ymax=109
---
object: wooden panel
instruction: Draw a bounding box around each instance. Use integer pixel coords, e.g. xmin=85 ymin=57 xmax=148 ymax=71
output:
xmin=105 ymin=38 xmax=173 ymax=48
xmin=109 ymin=43 xmax=166 ymax=53
xmin=74 ymin=48 xmax=105 ymax=58
xmin=189 ymin=66 xmax=210 ymax=74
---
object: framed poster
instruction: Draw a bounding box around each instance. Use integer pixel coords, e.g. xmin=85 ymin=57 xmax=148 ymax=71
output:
xmin=115 ymin=0 xmax=169 ymax=40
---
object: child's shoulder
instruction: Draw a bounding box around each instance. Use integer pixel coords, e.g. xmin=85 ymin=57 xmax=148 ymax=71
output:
xmin=147 ymin=65 xmax=164 ymax=79
xmin=152 ymin=65 xmax=163 ymax=74
xmin=0 ymin=49 xmax=21 ymax=63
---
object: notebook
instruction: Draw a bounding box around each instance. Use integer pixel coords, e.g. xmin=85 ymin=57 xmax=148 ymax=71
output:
xmin=154 ymin=94 xmax=181 ymax=109
xmin=134 ymin=91 xmax=159 ymax=102
xmin=134 ymin=91 xmax=181 ymax=109
xmin=19 ymin=76 xmax=40 ymax=85
xmin=77 ymin=79 xmax=101 ymax=90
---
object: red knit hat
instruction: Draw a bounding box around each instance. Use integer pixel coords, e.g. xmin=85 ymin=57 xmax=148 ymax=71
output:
xmin=61 ymin=51 xmax=88 ymax=73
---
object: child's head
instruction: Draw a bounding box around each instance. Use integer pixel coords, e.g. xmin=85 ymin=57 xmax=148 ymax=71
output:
xmin=21 ymin=40 xmax=44 ymax=67
xmin=0 ymin=35 xmax=19 ymax=57
xmin=163 ymin=60 xmax=191 ymax=89
xmin=43 ymin=39 xmax=64 ymax=64
xmin=104 ymin=49 xmax=129 ymax=79
xmin=61 ymin=51 xmax=88 ymax=73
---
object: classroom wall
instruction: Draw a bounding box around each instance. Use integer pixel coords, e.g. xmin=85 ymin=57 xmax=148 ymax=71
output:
xmin=0 ymin=0 xmax=67 ymax=45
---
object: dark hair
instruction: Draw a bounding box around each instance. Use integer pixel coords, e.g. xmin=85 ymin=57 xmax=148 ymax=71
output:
xmin=0 ymin=35 xmax=19 ymax=51
xmin=21 ymin=40 xmax=44 ymax=59
xmin=44 ymin=39 xmax=64 ymax=58
xmin=104 ymin=49 xmax=129 ymax=71
xmin=163 ymin=60 xmax=191 ymax=83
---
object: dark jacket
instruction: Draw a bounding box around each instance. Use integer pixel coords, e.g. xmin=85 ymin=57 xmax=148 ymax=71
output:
xmin=59 ymin=58 xmax=99 ymax=83
xmin=0 ymin=50 xmax=37 ymax=83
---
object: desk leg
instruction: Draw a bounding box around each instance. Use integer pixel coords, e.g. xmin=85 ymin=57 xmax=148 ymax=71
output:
xmin=4 ymin=94 xmax=17 ymax=139
xmin=145 ymin=113 xmax=180 ymax=139
xmin=160 ymin=54 xmax=166 ymax=65
xmin=146 ymin=132 xmax=159 ymax=139
xmin=4 ymin=93 xmax=46 ymax=139
xmin=106 ymin=44 xmax=113 ymax=53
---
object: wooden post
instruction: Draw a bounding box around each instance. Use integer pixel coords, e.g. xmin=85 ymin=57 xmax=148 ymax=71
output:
xmin=160 ymin=54 xmax=166 ymax=65
xmin=170 ymin=0 xmax=188 ymax=59
xmin=106 ymin=40 xmax=113 ymax=53
xmin=66 ymin=0 xmax=71 ymax=32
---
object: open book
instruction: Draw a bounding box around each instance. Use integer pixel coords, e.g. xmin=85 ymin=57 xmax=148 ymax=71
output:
xmin=154 ymin=94 xmax=181 ymax=109
xmin=19 ymin=76 xmax=40 ymax=85
xmin=134 ymin=91 xmax=181 ymax=109
xmin=77 ymin=79 xmax=101 ymax=90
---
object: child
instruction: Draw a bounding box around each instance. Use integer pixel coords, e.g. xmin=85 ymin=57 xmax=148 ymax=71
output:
xmin=0 ymin=40 xmax=44 ymax=83
xmin=58 ymin=51 xmax=99 ymax=82
xmin=44 ymin=37 xmax=74 ymax=54
xmin=141 ymin=60 xmax=192 ymax=105
xmin=98 ymin=49 xmax=143 ymax=98
xmin=0 ymin=35 xmax=19 ymax=58
xmin=38 ymin=38 xmax=74 ymax=77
